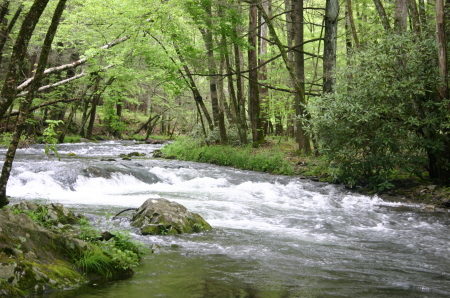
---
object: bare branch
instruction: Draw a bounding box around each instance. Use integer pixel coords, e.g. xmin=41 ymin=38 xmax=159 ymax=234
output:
xmin=17 ymin=36 xmax=129 ymax=91
xmin=16 ymin=65 xmax=114 ymax=98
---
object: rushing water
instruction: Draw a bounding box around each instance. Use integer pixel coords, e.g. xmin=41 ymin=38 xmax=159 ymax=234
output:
xmin=1 ymin=141 xmax=450 ymax=297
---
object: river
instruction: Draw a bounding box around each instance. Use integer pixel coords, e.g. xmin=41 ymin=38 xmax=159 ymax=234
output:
xmin=1 ymin=141 xmax=450 ymax=297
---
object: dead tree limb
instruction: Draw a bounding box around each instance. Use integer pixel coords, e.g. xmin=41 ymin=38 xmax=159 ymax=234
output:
xmin=112 ymin=208 xmax=138 ymax=220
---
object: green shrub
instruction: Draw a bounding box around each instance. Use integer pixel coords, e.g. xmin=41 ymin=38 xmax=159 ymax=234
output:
xmin=308 ymin=31 xmax=444 ymax=189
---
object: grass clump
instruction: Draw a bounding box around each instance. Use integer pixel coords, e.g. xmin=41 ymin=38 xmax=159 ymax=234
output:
xmin=75 ymin=220 xmax=146 ymax=278
xmin=161 ymin=137 xmax=295 ymax=175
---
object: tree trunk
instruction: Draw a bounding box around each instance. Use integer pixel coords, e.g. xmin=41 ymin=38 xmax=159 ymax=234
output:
xmin=285 ymin=0 xmax=295 ymax=138
xmin=0 ymin=0 xmax=50 ymax=121
xmin=224 ymin=37 xmax=247 ymax=144
xmin=200 ymin=4 xmax=227 ymax=144
xmin=173 ymin=43 xmax=214 ymax=131
xmin=248 ymin=1 xmax=264 ymax=144
xmin=234 ymin=43 xmax=247 ymax=130
xmin=394 ymin=0 xmax=408 ymax=33
xmin=292 ymin=0 xmax=311 ymax=153
xmin=436 ymin=0 xmax=448 ymax=101
xmin=323 ymin=0 xmax=339 ymax=94
xmin=257 ymin=1 xmax=310 ymax=152
xmin=259 ymin=0 xmax=270 ymax=135
xmin=345 ymin=0 xmax=359 ymax=47
xmin=0 ymin=3 xmax=22 ymax=66
xmin=86 ymin=76 xmax=115 ymax=139
xmin=0 ymin=0 xmax=66 ymax=207
xmin=408 ymin=0 xmax=421 ymax=35
xmin=373 ymin=0 xmax=391 ymax=32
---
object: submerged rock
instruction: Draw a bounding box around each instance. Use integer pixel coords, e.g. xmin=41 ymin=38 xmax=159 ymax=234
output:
xmin=145 ymin=138 xmax=166 ymax=144
xmin=131 ymin=198 xmax=211 ymax=235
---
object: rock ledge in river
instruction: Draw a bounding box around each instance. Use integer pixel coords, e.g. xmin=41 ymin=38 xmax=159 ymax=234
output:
xmin=131 ymin=198 xmax=211 ymax=235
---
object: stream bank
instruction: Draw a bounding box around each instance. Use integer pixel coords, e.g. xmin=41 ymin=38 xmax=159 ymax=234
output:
xmin=0 ymin=202 xmax=143 ymax=296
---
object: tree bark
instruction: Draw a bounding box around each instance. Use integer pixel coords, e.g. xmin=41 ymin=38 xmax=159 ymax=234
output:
xmin=0 ymin=0 xmax=66 ymax=207
xmin=394 ymin=0 xmax=408 ymax=33
xmin=407 ymin=0 xmax=421 ymax=35
xmin=200 ymin=4 xmax=227 ymax=144
xmin=0 ymin=0 xmax=50 ymax=121
xmin=436 ymin=0 xmax=448 ymax=101
xmin=259 ymin=0 xmax=270 ymax=134
xmin=173 ymin=43 xmax=214 ymax=130
xmin=373 ymin=0 xmax=391 ymax=32
xmin=292 ymin=0 xmax=311 ymax=153
xmin=323 ymin=0 xmax=339 ymax=94
xmin=248 ymin=1 xmax=264 ymax=144
xmin=345 ymin=0 xmax=359 ymax=47
xmin=0 ymin=3 xmax=22 ymax=66
xmin=86 ymin=76 xmax=115 ymax=139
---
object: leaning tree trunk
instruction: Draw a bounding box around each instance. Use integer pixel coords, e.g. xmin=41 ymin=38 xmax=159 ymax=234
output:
xmin=0 ymin=3 xmax=23 ymax=66
xmin=0 ymin=0 xmax=66 ymax=207
xmin=373 ymin=0 xmax=391 ymax=32
xmin=0 ymin=0 xmax=50 ymax=121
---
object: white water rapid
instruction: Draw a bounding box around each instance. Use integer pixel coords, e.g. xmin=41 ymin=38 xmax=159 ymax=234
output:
xmin=1 ymin=141 xmax=450 ymax=297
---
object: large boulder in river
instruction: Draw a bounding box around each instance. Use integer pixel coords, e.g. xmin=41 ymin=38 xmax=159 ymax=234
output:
xmin=131 ymin=198 xmax=211 ymax=235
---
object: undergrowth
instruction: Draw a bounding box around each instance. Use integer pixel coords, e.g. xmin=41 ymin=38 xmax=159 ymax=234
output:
xmin=161 ymin=137 xmax=295 ymax=175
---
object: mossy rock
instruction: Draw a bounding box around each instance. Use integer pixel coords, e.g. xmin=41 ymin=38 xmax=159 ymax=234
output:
xmin=131 ymin=198 xmax=212 ymax=235
xmin=0 ymin=208 xmax=89 ymax=296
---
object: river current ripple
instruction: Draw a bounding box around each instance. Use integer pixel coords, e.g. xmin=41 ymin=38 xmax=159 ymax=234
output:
xmin=1 ymin=141 xmax=449 ymax=297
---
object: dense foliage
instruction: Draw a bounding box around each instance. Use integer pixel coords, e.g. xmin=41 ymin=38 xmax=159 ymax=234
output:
xmin=309 ymin=32 xmax=449 ymax=189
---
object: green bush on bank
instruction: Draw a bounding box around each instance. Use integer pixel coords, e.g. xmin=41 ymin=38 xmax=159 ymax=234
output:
xmin=161 ymin=137 xmax=295 ymax=175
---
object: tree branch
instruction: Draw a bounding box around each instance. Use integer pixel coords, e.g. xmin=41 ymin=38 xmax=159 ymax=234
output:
xmin=3 ymin=98 xmax=79 ymax=118
xmin=16 ymin=65 xmax=114 ymax=98
xmin=16 ymin=35 xmax=129 ymax=91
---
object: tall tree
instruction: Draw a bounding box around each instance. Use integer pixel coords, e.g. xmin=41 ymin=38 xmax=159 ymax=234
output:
xmin=248 ymin=0 xmax=264 ymax=144
xmin=259 ymin=0 xmax=270 ymax=134
xmin=323 ymin=0 xmax=339 ymax=94
xmin=394 ymin=0 xmax=408 ymax=33
xmin=373 ymin=0 xmax=391 ymax=32
xmin=199 ymin=1 xmax=227 ymax=144
xmin=0 ymin=0 xmax=51 ymax=120
xmin=436 ymin=0 xmax=448 ymax=101
xmin=0 ymin=0 xmax=67 ymax=207
xmin=292 ymin=0 xmax=311 ymax=153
